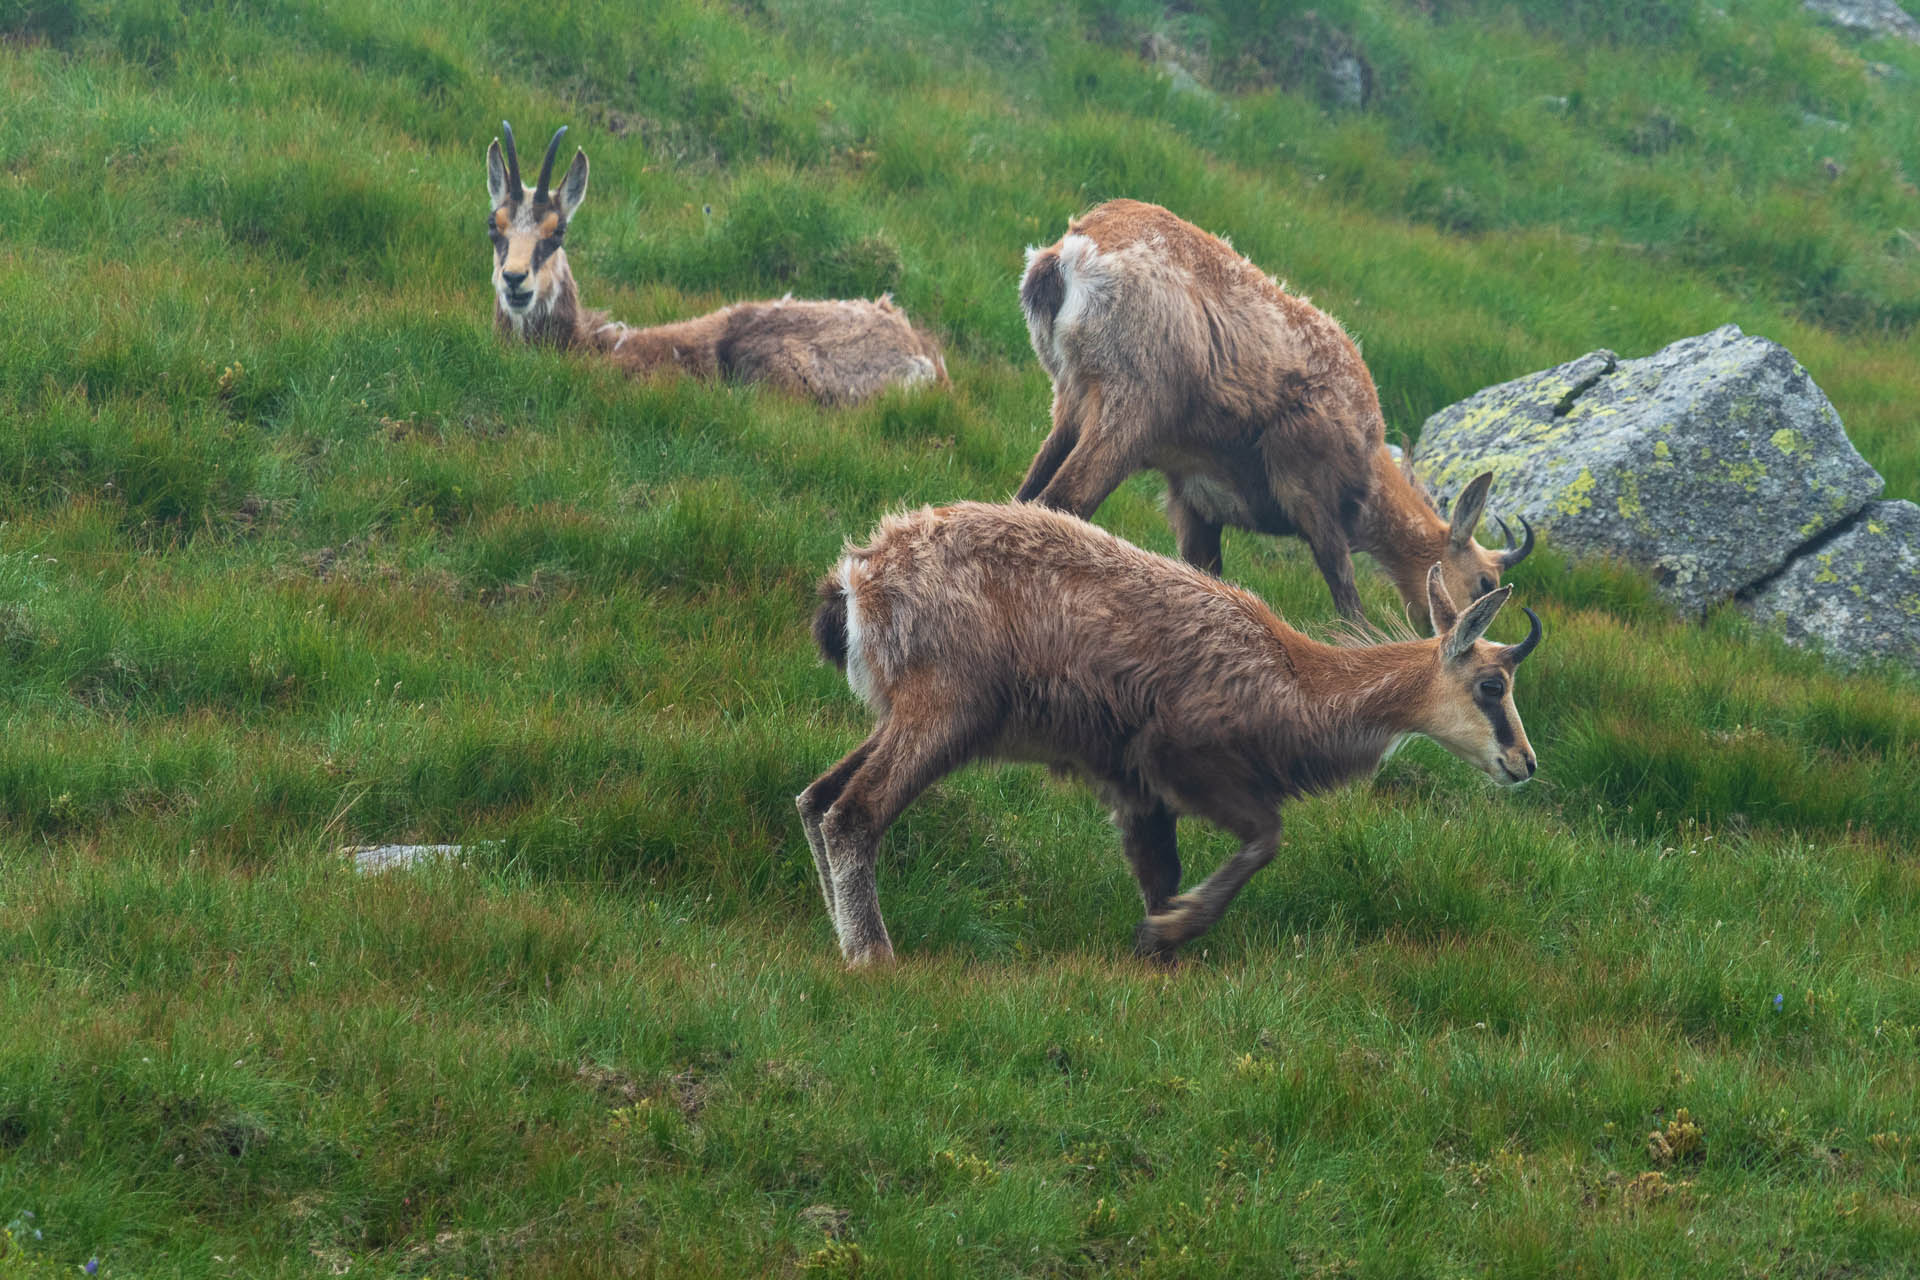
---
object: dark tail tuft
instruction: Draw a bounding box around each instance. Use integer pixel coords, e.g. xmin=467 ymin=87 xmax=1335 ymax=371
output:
xmin=1020 ymin=247 xmax=1065 ymax=323
xmin=812 ymin=573 xmax=849 ymax=670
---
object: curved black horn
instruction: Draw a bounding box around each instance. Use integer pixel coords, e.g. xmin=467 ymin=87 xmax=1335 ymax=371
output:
xmin=500 ymin=120 xmax=523 ymax=193
xmin=1504 ymin=607 xmax=1542 ymax=665
xmin=535 ymin=125 xmax=568 ymax=201
xmin=1499 ymin=514 xmax=1535 ymax=569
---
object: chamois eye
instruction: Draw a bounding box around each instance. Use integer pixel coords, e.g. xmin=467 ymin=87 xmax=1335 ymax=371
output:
xmin=1478 ymin=575 xmax=1497 ymax=596
xmin=1478 ymin=677 xmax=1505 ymax=699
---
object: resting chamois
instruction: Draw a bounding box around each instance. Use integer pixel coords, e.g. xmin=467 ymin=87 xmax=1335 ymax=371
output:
xmin=1017 ymin=198 xmax=1531 ymax=623
xmin=486 ymin=122 xmax=947 ymax=406
xmin=797 ymin=502 xmax=1542 ymax=968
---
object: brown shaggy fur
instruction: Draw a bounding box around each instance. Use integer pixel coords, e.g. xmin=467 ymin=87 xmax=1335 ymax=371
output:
xmin=796 ymin=502 xmax=1542 ymax=968
xmin=487 ymin=124 xmax=947 ymax=407
xmin=1016 ymin=199 xmax=1527 ymax=622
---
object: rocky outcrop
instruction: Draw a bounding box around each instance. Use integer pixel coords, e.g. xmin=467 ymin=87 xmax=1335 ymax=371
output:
xmin=1803 ymin=0 xmax=1920 ymax=44
xmin=1412 ymin=325 xmax=1884 ymax=617
xmin=1743 ymin=500 xmax=1920 ymax=668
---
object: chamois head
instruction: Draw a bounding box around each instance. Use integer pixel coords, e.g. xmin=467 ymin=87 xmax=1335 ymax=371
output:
xmin=1431 ymin=471 xmax=1535 ymax=620
xmin=1417 ymin=562 xmax=1541 ymax=787
xmin=485 ymin=121 xmax=589 ymax=330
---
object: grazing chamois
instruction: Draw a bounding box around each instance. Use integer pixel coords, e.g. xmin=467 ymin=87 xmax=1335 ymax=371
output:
xmin=486 ymin=122 xmax=947 ymax=406
xmin=1016 ymin=198 xmax=1532 ymax=623
xmin=796 ymin=501 xmax=1542 ymax=968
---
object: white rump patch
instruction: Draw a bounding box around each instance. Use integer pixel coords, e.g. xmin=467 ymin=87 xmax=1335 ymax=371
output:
xmin=1053 ymin=234 xmax=1102 ymax=332
xmin=896 ymin=356 xmax=938 ymax=388
xmin=838 ymin=558 xmax=885 ymax=712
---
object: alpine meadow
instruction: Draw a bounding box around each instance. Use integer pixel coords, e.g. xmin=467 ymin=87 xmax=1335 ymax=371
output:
xmin=3 ymin=0 xmax=1920 ymax=1275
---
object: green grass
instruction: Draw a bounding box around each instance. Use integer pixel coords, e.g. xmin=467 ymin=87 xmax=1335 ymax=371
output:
xmin=2 ymin=0 xmax=1919 ymax=1274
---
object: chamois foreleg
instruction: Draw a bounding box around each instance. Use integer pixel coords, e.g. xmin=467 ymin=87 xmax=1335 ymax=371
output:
xmin=1116 ymin=803 xmax=1181 ymax=915
xmin=1165 ymin=495 xmax=1224 ymax=577
xmin=1277 ymin=489 xmax=1364 ymax=621
xmin=797 ymin=738 xmax=876 ymax=923
xmin=819 ymin=708 xmax=984 ymax=967
xmin=1133 ymin=818 xmax=1281 ymax=960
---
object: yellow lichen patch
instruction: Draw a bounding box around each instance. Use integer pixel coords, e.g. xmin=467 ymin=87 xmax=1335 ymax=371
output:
xmin=1555 ymin=467 xmax=1597 ymax=516
xmin=1721 ymin=458 xmax=1766 ymax=492
xmin=1813 ymin=552 xmax=1840 ymax=585
xmin=1651 ymin=440 xmax=1672 ymax=461
xmin=1617 ymin=472 xmax=1643 ymax=522
xmin=1771 ymin=428 xmax=1801 ymax=456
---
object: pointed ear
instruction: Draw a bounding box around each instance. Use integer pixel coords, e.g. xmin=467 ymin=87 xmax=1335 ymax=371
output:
xmin=1425 ymin=562 xmax=1459 ymax=635
xmin=487 ymin=139 xmax=511 ymax=208
xmin=1443 ymin=584 xmax=1514 ymax=664
xmin=555 ymin=149 xmax=589 ymax=216
xmin=1448 ymin=471 xmax=1494 ymax=550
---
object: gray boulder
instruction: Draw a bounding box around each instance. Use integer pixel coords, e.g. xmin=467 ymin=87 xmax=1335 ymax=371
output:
xmin=1743 ymin=500 xmax=1920 ymax=668
xmin=1803 ymin=0 xmax=1920 ymax=43
xmin=1411 ymin=325 xmax=1884 ymax=615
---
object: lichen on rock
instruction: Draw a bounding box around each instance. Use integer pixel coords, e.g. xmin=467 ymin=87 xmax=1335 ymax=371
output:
xmin=1411 ymin=325 xmax=1884 ymax=616
xmin=1744 ymin=500 xmax=1920 ymax=669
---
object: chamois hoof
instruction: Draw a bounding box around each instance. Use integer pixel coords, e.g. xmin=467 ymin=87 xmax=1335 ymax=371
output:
xmin=844 ymin=943 xmax=897 ymax=970
xmin=1132 ymin=919 xmax=1182 ymax=963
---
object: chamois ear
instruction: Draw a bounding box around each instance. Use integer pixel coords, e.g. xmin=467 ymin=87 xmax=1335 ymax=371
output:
xmin=1448 ymin=471 xmax=1495 ymax=550
xmin=487 ymin=138 xmax=511 ymax=208
xmin=1425 ymin=562 xmax=1459 ymax=634
xmin=1443 ymin=584 xmax=1514 ymax=664
xmin=555 ymin=148 xmax=589 ymax=217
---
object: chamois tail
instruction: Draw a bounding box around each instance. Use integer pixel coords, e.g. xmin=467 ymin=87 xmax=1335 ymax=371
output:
xmin=1020 ymin=245 xmax=1066 ymax=326
xmin=812 ymin=572 xmax=849 ymax=670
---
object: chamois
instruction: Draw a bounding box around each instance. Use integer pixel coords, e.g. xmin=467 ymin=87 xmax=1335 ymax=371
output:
xmin=797 ymin=501 xmax=1542 ymax=968
xmin=1016 ymin=198 xmax=1532 ymax=623
xmin=486 ymin=122 xmax=947 ymax=406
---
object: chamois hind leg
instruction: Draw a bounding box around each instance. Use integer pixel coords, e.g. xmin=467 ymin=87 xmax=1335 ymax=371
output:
xmin=1134 ymin=816 xmax=1281 ymax=960
xmin=797 ymin=738 xmax=875 ymax=925
xmin=1116 ymin=803 xmax=1181 ymax=916
xmin=820 ymin=708 xmax=983 ymax=967
xmin=1014 ymin=382 xmax=1093 ymax=502
xmin=1032 ymin=390 xmax=1150 ymax=519
xmin=1165 ymin=495 xmax=1224 ymax=577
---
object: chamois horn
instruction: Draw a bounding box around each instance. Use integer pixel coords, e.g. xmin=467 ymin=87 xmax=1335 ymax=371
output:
xmin=1496 ymin=514 xmax=1535 ymax=569
xmin=535 ymin=125 xmax=568 ymax=202
xmin=1504 ymin=606 xmax=1542 ymax=665
xmin=500 ymin=119 xmax=523 ymax=194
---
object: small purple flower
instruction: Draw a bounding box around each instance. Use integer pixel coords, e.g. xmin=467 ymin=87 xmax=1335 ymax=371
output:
xmin=85 ymin=1261 xmax=100 ymax=1276
xmin=1772 ymin=993 xmax=1784 ymax=1012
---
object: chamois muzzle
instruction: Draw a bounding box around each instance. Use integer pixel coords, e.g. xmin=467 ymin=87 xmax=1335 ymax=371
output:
xmin=1497 ymin=751 xmax=1537 ymax=784
xmin=499 ymin=268 xmax=532 ymax=310
xmin=1496 ymin=515 xmax=1536 ymax=570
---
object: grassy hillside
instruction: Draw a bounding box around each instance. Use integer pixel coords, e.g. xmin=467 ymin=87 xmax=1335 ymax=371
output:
xmin=1 ymin=0 xmax=1918 ymax=1275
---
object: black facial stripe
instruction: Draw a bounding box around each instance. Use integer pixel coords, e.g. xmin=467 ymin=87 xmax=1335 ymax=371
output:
xmin=530 ymin=234 xmax=562 ymax=271
xmin=1484 ymin=702 xmax=1516 ymax=748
